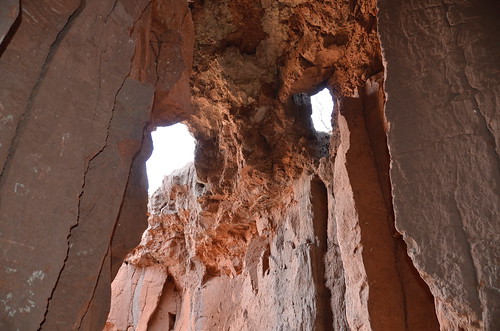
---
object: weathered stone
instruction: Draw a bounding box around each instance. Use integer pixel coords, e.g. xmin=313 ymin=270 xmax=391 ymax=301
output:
xmin=0 ymin=0 xmax=497 ymax=329
xmin=333 ymin=74 xmax=438 ymax=330
xmin=0 ymin=0 xmax=18 ymax=46
xmin=0 ymin=0 xmax=155 ymax=329
xmin=105 ymin=264 xmax=172 ymax=331
xmin=378 ymin=1 xmax=500 ymax=329
xmin=129 ymin=0 xmax=195 ymax=126
xmin=106 ymin=0 xmax=437 ymax=329
xmin=109 ymin=171 xmax=344 ymax=331
xmin=41 ymin=78 xmax=154 ymax=330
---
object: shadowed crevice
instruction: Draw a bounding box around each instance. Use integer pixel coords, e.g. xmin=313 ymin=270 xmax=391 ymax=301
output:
xmin=311 ymin=177 xmax=334 ymax=331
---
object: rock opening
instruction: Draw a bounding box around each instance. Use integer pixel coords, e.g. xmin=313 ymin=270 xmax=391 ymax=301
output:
xmin=146 ymin=123 xmax=195 ymax=194
xmin=310 ymin=88 xmax=333 ymax=133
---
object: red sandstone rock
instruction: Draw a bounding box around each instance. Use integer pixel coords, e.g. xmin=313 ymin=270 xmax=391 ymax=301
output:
xmin=333 ymin=74 xmax=438 ymax=330
xmin=0 ymin=0 xmax=18 ymax=46
xmin=378 ymin=1 xmax=500 ymax=329
xmin=105 ymin=0 xmax=438 ymax=329
xmin=0 ymin=0 xmax=184 ymax=328
xmin=0 ymin=0 xmax=498 ymax=329
xmin=105 ymin=264 xmax=174 ymax=331
xmin=129 ymin=0 xmax=195 ymax=126
xmin=109 ymin=167 xmax=342 ymax=330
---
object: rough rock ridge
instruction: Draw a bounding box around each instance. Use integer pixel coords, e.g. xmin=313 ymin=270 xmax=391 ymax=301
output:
xmin=0 ymin=0 xmax=498 ymax=330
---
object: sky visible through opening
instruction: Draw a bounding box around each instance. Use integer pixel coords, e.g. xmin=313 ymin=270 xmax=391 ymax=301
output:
xmin=310 ymin=87 xmax=333 ymax=133
xmin=146 ymin=123 xmax=195 ymax=194
xmin=146 ymin=89 xmax=333 ymax=194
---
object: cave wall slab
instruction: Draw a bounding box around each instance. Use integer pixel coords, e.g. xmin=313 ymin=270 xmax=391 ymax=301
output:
xmin=0 ymin=0 xmax=18 ymax=45
xmin=0 ymin=0 xmax=154 ymax=329
xmin=378 ymin=1 xmax=500 ymax=329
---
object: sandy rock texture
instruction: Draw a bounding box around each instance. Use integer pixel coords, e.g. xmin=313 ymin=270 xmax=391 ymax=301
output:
xmin=378 ymin=1 xmax=500 ymax=330
xmin=107 ymin=166 xmax=342 ymax=331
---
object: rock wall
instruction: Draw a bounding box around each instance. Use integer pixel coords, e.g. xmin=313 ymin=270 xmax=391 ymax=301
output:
xmin=378 ymin=1 xmax=500 ymax=330
xmin=0 ymin=0 xmax=18 ymax=45
xmin=0 ymin=0 xmax=498 ymax=330
xmin=105 ymin=0 xmax=438 ymax=329
xmin=107 ymin=167 xmax=343 ymax=331
xmin=0 ymin=0 xmax=192 ymax=329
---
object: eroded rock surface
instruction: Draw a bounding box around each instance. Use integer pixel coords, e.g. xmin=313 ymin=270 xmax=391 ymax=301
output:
xmin=1 ymin=0 xmax=498 ymax=330
xmin=106 ymin=0 xmax=436 ymax=329
xmin=107 ymin=166 xmax=343 ymax=331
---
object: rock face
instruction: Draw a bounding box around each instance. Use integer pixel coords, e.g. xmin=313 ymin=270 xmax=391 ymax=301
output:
xmin=107 ymin=166 xmax=343 ymax=331
xmin=0 ymin=0 xmax=498 ymax=330
xmin=378 ymin=1 xmax=500 ymax=330
xmin=0 ymin=0 xmax=191 ymax=329
xmin=0 ymin=0 xmax=18 ymax=45
xmin=107 ymin=0 xmax=439 ymax=329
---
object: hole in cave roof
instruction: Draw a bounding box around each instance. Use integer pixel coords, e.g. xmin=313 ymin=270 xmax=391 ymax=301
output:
xmin=146 ymin=123 xmax=195 ymax=195
xmin=310 ymin=87 xmax=333 ymax=133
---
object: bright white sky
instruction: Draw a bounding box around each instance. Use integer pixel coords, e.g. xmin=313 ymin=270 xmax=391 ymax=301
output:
xmin=310 ymin=87 xmax=333 ymax=133
xmin=146 ymin=123 xmax=195 ymax=194
xmin=146 ymin=89 xmax=333 ymax=194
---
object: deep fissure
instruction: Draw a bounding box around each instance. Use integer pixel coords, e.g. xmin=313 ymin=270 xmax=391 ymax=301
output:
xmin=310 ymin=177 xmax=334 ymax=331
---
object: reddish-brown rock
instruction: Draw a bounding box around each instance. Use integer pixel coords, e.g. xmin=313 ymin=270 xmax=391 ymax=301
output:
xmin=106 ymin=1 xmax=439 ymax=329
xmin=0 ymin=0 xmax=498 ymax=330
xmin=378 ymin=1 xmax=500 ymax=329
xmin=0 ymin=0 xmax=18 ymax=46
xmin=105 ymin=264 xmax=175 ymax=331
xmin=0 ymin=0 xmax=191 ymax=329
xmin=109 ymin=166 xmax=344 ymax=331
xmin=333 ymin=74 xmax=438 ymax=330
